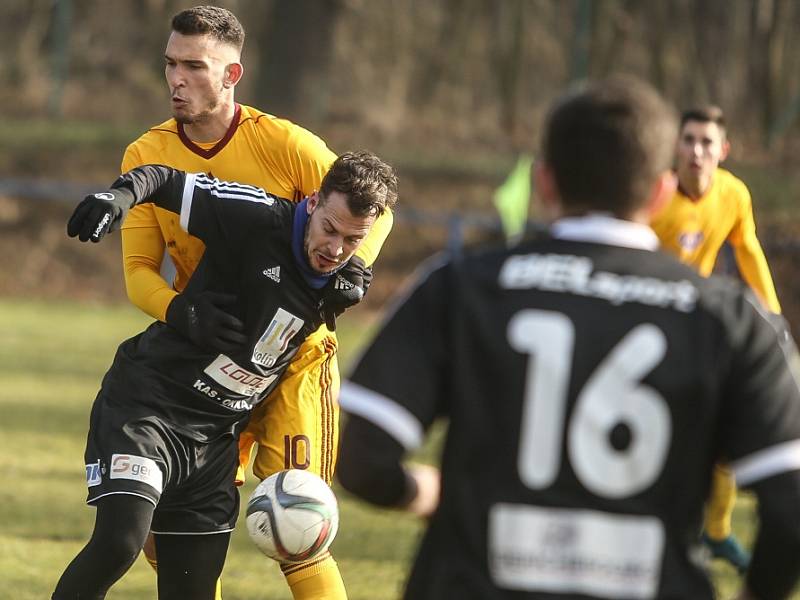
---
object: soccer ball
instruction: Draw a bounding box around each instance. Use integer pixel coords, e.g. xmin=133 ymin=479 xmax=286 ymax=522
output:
xmin=245 ymin=469 xmax=339 ymax=563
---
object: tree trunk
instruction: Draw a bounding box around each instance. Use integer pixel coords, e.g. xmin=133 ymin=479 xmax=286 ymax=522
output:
xmin=251 ymin=0 xmax=342 ymax=125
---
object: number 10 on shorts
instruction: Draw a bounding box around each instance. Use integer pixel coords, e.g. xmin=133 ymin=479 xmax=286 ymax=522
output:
xmin=283 ymin=434 xmax=311 ymax=470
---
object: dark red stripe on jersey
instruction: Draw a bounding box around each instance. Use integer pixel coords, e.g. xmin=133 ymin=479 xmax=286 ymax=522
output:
xmin=320 ymin=339 xmax=337 ymax=484
xmin=177 ymin=103 xmax=242 ymax=159
xmin=280 ymin=551 xmax=331 ymax=576
xmin=320 ymin=350 xmax=331 ymax=484
xmin=326 ymin=338 xmax=338 ymax=483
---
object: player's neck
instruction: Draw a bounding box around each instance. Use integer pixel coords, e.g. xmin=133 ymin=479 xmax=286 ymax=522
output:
xmin=679 ymin=174 xmax=713 ymax=202
xmin=182 ymin=101 xmax=238 ymax=143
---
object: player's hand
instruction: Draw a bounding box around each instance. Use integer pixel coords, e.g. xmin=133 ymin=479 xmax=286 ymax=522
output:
xmin=166 ymin=291 xmax=248 ymax=353
xmin=702 ymin=531 xmax=750 ymax=574
xmin=67 ymin=189 xmax=134 ymax=242
xmin=319 ymin=256 xmax=373 ymax=331
xmin=404 ymin=463 xmax=440 ymax=518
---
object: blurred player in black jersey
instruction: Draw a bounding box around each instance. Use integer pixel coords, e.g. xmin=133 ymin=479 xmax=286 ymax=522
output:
xmin=337 ymin=79 xmax=800 ymax=599
xmin=51 ymin=151 xmax=397 ymax=600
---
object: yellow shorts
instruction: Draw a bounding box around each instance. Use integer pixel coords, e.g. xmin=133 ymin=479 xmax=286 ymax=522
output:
xmin=237 ymin=329 xmax=340 ymax=485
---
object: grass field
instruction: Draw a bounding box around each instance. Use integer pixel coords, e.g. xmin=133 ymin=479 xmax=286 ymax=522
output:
xmin=0 ymin=298 xmax=776 ymax=599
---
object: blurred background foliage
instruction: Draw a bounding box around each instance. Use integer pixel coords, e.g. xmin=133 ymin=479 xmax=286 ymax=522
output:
xmin=1 ymin=0 xmax=800 ymax=315
xmin=5 ymin=0 xmax=800 ymax=153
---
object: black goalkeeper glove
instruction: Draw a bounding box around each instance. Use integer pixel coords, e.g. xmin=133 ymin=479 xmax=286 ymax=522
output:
xmin=166 ymin=291 xmax=248 ymax=353
xmin=319 ymin=256 xmax=373 ymax=331
xmin=67 ymin=188 xmax=135 ymax=242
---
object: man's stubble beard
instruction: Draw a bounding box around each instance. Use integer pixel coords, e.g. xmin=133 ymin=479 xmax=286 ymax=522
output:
xmin=173 ymin=91 xmax=223 ymax=125
xmin=174 ymin=106 xmax=213 ymax=126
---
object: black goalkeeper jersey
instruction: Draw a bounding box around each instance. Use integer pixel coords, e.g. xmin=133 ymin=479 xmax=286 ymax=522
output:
xmin=102 ymin=166 xmax=328 ymax=443
xmin=340 ymin=215 xmax=800 ymax=599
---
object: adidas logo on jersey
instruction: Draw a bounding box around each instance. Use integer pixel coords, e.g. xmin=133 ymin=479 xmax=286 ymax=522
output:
xmin=262 ymin=266 xmax=281 ymax=283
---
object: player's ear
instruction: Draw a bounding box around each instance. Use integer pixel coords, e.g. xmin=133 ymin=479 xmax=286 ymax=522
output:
xmin=307 ymin=192 xmax=319 ymax=214
xmin=224 ymin=62 xmax=243 ymax=88
xmin=534 ymin=161 xmax=561 ymax=221
xmin=646 ymin=170 xmax=677 ymax=218
xmin=719 ymin=138 xmax=731 ymax=162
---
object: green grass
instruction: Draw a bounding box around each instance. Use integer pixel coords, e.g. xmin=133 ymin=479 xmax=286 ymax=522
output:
xmin=0 ymin=298 xmax=775 ymax=599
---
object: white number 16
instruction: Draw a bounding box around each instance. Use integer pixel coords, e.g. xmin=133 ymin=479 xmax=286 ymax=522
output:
xmin=508 ymin=309 xmax=671 ymax=499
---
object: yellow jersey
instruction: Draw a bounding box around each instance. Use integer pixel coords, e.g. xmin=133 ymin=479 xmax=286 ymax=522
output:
xmin=651 ymin=168 xmax=780 ymax=313
xmin=121 ymin=103 xmax=393 ymax=320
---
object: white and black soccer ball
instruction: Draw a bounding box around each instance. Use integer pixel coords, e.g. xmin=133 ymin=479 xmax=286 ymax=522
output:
xmin=246 ymin=469 xmax=339 ymax=563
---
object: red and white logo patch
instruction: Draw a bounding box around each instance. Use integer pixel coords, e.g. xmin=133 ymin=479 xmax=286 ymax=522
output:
xmin=109 ymin=454 xmax=163 ymax=493
xmin=204 ymin=355 xmax=276 ymax=397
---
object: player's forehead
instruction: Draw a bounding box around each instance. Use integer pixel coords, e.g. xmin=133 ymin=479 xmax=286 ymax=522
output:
xmin=165 ymin=31 xmax=234 ymax=63
xmin=319 ymin=191 xmax=376 ymax=235
xmin=680 ymin=119 xmax=724 ymax=142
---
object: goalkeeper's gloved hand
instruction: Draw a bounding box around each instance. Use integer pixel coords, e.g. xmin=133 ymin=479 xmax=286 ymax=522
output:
xmin=701 ymin=531 xmax=750 ymax=574
xmin=67 ymin=188 xmax=135 ymax=242
xmin=166 ymin=291 xmax=248 ymax=353
xmin=319 ymin=256 xmax=373 ymax=331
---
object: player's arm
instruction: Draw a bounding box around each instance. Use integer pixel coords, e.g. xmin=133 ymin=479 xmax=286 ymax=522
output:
xmin=66 ymin=165 xmax=179 ymax=241
xmin=337 ymin=258 xmax=449 ymax=514
xmin=740 ymin=470 xmax=800 ymax=599
xmin=729 ymin=189 xmax=781 ymax=313
xmin=337 ymin=411 xmax=440 ymax=517
xmin=121 ymin=225 xmax=175 ymax=321
xmin=119 ymin=145 xmax=177 ymax=321
xmin=70 ymin=164 xmax=284 ymax=249
xmin=67 ymin=165 xmax=281 ymax=351
xmin=719 ymin=291 xmax=800 ymax=597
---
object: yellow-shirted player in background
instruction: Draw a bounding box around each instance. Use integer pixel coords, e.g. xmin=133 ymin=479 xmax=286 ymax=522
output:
xmin=651 ymin=105 xmax=781 ymax=574
xmin=121 ymin=6 xmax=393 ymax=600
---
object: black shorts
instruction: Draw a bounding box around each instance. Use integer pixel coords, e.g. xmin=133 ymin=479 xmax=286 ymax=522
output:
xmin=84 ymin=388 xmax=240 ymax=535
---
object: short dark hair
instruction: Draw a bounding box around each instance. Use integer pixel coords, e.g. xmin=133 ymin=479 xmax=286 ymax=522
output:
xmin=680 ymin=105 xmax=726 ymax=136
xmin=541 ymin=76 xmax=678 ymax=217
xmin=320 ymin=151 xmax=398 ymax=218
xmin=172 ymin=6 xmax=245 ymax=52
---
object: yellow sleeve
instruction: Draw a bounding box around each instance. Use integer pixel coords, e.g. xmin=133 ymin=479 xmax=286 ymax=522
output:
xmin=120 ymin=144 xmax=176 ymax=321
xmin=121 ymin=222 xmax=177 ymax=321
xmin=729 ymin=188 xmax=781 ymax=313
xmin=355 ymin=208 xmax=394 ymax=267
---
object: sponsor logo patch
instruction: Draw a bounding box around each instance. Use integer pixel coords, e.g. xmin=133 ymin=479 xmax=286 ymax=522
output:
xmin=489 ymin=503 xmax=663 ymax=598
xmin=109 ymin=454 xmax=163 ymax=493
xmin=204 ymin=354 xmax=276 ymax=397
xmin=85 ymin=460 xmax=102 ymax=487
xmin=252 ymin=308 xmax=304 ymax=367
xmin=678 ymin=230 xmax=704 ymax=251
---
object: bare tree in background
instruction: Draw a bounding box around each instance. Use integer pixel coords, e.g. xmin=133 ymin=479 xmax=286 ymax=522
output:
xmin=4 ymin=0 xmax=800 ymax=155
xmin=489 ymin=0 xmax=527 ymax=142
xmin=248 ymin=0 xmax=342 ymax=125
